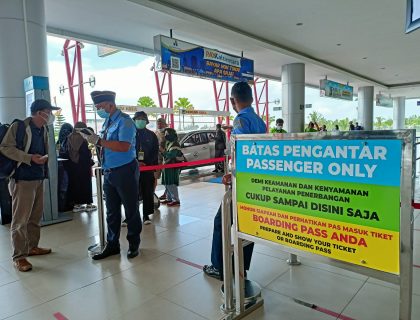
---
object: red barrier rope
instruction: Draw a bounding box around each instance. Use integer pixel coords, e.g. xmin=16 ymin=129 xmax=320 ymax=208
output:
xmin=140 ymin=157 xmax=225 ymax=171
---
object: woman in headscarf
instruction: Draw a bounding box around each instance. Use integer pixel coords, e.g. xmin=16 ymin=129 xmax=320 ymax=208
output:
xmin=161 ymin=128 xmax=184 ymax=207
xmin=57 ymin=123 xmax=73 ymax=212
xmin=64 ymin=122 xmax=96 ymax=212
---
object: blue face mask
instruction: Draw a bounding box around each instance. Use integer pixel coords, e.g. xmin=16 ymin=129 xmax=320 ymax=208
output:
xmin=97 ymin=108 xmax=109 ymax=119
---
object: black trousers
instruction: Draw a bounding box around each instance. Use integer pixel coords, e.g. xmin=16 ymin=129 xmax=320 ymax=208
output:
xmin=103 ymin=160 xmax=142 ymax=248
xmin=139 ymin=171 xmax=155 ymax=220
xmin=215 ymin=149 xmax=225 ymax=171
xmin=211 ymin=203 xmax=254 ymax=274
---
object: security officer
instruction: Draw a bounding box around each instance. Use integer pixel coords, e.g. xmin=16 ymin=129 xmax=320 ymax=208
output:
xmin=133 ymin=111 xmax=159 ymax=225
xmin=203 ymin=81 xmax=266 ymax=280
xmin=86 ymin=91 xmax=141 ymax=260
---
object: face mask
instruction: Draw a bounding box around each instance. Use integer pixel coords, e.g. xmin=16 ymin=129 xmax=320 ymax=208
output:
xmin=40 ymin=111 xmax=55 ymax=126
xmin=97 ymin=108 xmax=109 ymax=119
xmin=135 ymin=119 xmax=147 ymax=129
xmin=158 ymin=128 xmax=165 ymax=132
xmin=276 ymin=125 xmax=283 ymax=130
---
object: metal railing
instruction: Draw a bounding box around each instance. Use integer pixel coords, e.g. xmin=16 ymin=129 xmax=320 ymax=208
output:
xmin=88 ymin=167 xmax=106 ymax=255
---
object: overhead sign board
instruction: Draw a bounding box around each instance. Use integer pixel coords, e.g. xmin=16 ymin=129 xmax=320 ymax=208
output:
xmin=406 ymin=0 xmax=420 ymax=33
xmin=320 ymin=79 xmax=353 ymax=101
xmin=235 ymin=136 xmax=404 ymax=274
xmin=154 ymin=35 xmax=254 ymax=83
xmin=376 ymin=94 xmax=393 ymax=108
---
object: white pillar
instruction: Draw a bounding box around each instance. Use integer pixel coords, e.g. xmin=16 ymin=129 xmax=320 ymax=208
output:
xmin=393 ymin=97 xmax=405 ymax=129
xmin=0 ymin=0 xmax=48 ymax=123
xmin=357 ymin=86 xmax=374 ymax=130
xmin=281 ymin=63 xmax=305 ymax=133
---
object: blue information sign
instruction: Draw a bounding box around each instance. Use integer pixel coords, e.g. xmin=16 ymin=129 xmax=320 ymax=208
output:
xmin=320 ymin=79 xmax=353 ymax=101
xmin=154 ymin=35 xmax=254 ymax=83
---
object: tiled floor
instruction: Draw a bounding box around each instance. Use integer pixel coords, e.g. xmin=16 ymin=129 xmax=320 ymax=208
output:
xmin=0 ymin=177 xmax=419 ymax=320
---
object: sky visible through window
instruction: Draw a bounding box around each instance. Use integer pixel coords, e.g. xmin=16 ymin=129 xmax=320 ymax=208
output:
xmin=413 ymin=0 xmax=420 ymax=21
xmin=47 ymin=36 xmax=417 ymax=130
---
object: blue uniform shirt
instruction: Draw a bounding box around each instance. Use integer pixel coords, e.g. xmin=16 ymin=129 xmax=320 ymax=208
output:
xmin=232 ymin=106 xmax=267 ymax=134
xmin=101 ymin=109 xmax=136 ymax=169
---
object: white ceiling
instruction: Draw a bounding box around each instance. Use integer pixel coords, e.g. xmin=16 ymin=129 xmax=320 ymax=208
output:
xmin=45 ymin=0 xmax=420 ymax=98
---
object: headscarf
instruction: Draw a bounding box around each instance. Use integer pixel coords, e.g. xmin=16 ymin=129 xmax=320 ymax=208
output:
xmin=58 ymin=123 xmax=73 ymax=146
xmin=67 ymin=122 xmax=88 ymax=163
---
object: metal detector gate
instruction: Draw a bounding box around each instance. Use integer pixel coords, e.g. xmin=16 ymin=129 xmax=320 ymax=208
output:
xmin=223 ymin=130 xmax=414 ymax=319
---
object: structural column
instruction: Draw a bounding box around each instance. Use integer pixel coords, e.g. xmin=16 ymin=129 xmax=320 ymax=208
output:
xmin=281 ymin=63 xmax=305 ymax=133
xmin=0 ymin=0 xmax=48 ymax=123
xmin=393 ymin=97 xmax=405 ymax=129
xmin=357 ymin=86 xmax=374 ymax=130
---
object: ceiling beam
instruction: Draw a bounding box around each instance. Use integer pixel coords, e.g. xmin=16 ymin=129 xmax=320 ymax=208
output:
xmin=47 ymin=26 xmax=155 ymax=56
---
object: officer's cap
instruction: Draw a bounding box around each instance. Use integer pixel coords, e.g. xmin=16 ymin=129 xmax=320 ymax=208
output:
xmin=90 ymin=91 xmax=116 ymax=105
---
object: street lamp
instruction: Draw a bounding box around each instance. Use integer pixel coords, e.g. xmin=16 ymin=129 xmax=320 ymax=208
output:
xmin=59 ymin=75 xmax=96 ymax=94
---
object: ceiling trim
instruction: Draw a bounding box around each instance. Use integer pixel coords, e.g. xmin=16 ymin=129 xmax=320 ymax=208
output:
xmin=128 ymin=0 xmax=390 ymax=89
xmin=387 ymin=81 xmax=420 ymax=88
xmin=46 ymin=26 xmax=155 ymax=56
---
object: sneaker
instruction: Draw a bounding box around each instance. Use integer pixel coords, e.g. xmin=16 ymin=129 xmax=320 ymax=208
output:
xmin=160 ymin=199 xmax=171 ymax=204
xmin=73 ymin=205 xmax=85 ymax=212
xmin=85 ymin=204 xmax=97 ymax=212
xmin=203 ymin=264 xmax=222 ymax=280
xmin=167 ymin=201 xmax=180 ymax=207
xmin=121 ymin=219 xmax=127 ymax=227
xmin=14 ymin=258 xmax=32 ymax=272
xmin=144 ymin=219 xmax=152 ymax=225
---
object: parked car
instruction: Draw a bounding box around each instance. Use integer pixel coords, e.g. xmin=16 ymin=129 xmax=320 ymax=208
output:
xmin=178 ymin=130 xmax=217 ymax=163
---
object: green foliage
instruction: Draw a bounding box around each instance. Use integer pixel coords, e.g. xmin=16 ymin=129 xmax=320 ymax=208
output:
xmin=54 ymin=112 xmax=66 ymax=140
xmin=307 ymin=111 xmax=327 ymax=125
xmin=137 ymin=96 xmax=157 ymax=118
xmin=174 ymin=97 xmax=194 ymax=114
xmin=137 ymin=96 xmax=156 ymax=108
xmin=175 ymin=97 xmax=195 ymax=127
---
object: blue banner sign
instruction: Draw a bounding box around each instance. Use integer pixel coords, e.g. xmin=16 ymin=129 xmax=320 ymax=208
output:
xmin=376 ymin=94 xmax=393 ymax=108
xmin=236 ymin=139 xmax=402 ymax=187
xmin=154 ymin=35 xmax=254 ymax=83
xmin=320 ymin=79 xmax=353 ymax=101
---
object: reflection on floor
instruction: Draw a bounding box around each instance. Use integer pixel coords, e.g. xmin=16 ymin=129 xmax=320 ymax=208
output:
xmin=0 ymin=177 xmax=419 ymax=320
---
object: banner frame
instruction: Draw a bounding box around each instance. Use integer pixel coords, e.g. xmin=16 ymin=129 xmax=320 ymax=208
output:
xmin=231 ymin=129 xmax=414 ymax=319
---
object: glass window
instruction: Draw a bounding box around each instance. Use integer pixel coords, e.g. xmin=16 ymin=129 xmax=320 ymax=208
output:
xmin=200 ymin=133 xmax=209 ymax=144
xmin=207 ymin=131 xmax=216 ymax=141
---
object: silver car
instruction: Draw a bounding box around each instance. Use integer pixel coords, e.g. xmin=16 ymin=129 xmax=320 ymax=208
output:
xmin=178 ymin=130 xmax=217 ymax=162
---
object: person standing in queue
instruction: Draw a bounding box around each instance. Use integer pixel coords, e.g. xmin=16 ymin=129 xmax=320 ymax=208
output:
xmin=270 ymin=118 xmax=287 ymax=133
xmin=213 ymin=123 xmax=226 ymax=173
xmin=203 ymin=81 xmax=266 ymax=280
xmin=155 ymin=118 xmax=167 ymax=199
xmin=86 ymin=91 xmax=141 ymax=260
xmin=0 ymin=99 xmax=58 ymax=272
xmin=133 ymin=111 xmax=159 ymax=225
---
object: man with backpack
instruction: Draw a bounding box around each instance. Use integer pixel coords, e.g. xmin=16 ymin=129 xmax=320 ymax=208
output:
xmin=0 ymin=99 xmax=59 ymax=272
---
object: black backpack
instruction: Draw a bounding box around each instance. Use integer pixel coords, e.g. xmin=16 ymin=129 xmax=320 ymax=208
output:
xmin=0 ymin=120 xmax=26 ymax=179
